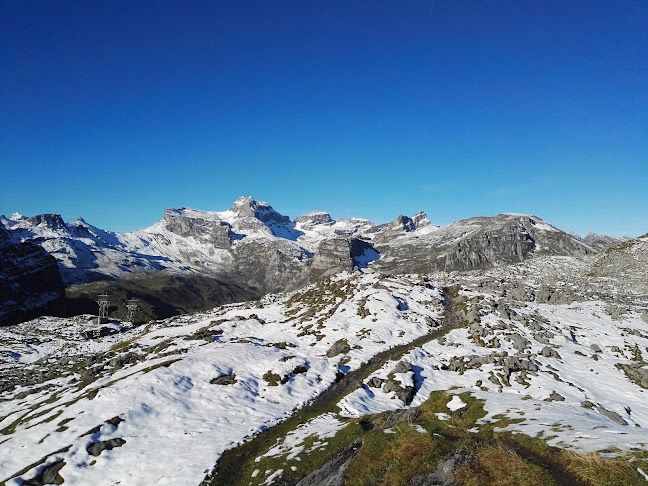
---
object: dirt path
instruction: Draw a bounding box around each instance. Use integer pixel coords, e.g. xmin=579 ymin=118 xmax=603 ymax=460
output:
xmin=201 ymin=285 xmax=464 ymax=486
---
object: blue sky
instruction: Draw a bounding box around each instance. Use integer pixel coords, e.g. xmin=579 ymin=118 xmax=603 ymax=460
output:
xmin=1 ymin=1 xmax=646 ymax=236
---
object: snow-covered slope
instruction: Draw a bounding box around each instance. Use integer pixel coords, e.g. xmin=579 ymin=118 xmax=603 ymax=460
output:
xmin=0 ymin=272 xmax=443 ymax=485
xmin=1 ymin=257 xmax=647 ymax=485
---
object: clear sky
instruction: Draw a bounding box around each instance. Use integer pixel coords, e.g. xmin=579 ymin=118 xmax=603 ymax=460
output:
xmin=1 ymin=1 xmax=646 ymax=237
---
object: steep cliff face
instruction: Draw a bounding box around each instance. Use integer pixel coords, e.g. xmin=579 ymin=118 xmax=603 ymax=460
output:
xmin=163 ymin=209 xmax=233 ymax=249
xmin=311 ymin=238 xmax=353 ymax=274
xmin=0 ymin=223 xmax=65 ymax=326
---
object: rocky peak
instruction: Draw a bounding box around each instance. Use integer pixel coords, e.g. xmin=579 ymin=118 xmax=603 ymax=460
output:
xmin=25 ymin=214 xmax=67 ymax=231
xmin=373 ymin=212 xmax=432 ymax=244
xmin=295 ymin=211 xmax=334 ymax=227
xmin=392 ymin=215 xmax=416 ymax=232
xmin=229 ymin=196 xmax=290 ymax=225
xmin=411 ymin=211 xmax=432 ymax=229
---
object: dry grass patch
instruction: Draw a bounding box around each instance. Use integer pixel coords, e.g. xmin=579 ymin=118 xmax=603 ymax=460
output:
xmin=566 ymin=450 xmax=648 ymax=486
xmin=456 ymin=441 xmax=556 ymax=486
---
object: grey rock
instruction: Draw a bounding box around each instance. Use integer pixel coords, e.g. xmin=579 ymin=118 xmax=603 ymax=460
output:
xmin=410 ymin=458 xmax=455 ymax=486
xmin=448 ymin=358 xmax=464 ymax=372
xmin=367 ymin=376 xmax=386 ymax=388
xmin=392 ymin=360 xmax=413 ymax=374
xmin=382 ymin=379 xmax=399 ymax=393
xmin=410 ymin=449 xmax=474 ymax=486
xmin=581 ymin=400 xmax=595 ymax=409
xmin=507 ymin=334 xmax=531 ymax=352
xmin=295 ymin=440 xmax=361 ymax=486
xmin=383 ymin=407 xmax=421 ymax=428
xmin=502 ymin=357 xmax=536 ymax=372
xmin=469 ymin=323 xmax=488 ymax=338
xmin=577 ymin=232 xmax=629 ymax=252
xmin=326 ymin=339 xmax=350 ymax=358
xmin=549 ymin=391 xmax=565 ymax=401
xmin=540 ymin=346 xmax=562 ymax=359
xmin=373 ymin=213 xmax=431 ymax=244
xmin=163 ymin=209 xmax=233 ymax=249
xmin=596 ymin=406 xmax=628 ymax=425
xmin=617 ymin=363 xmax=648 ymax=388
xmin=589 ymin=344 xmax=602 ymax=353
xmin=86 ymin=437 xmax=127 ymax=456
xmin=210 ymin=373 xmax=237 ymax=385
xmin=23 ymin=459 xmax=66 ymax=486
xmin=108 ymin=352 xmax=140 ymax=369
xmin=395 ymin=385 xmax=416 ymax=405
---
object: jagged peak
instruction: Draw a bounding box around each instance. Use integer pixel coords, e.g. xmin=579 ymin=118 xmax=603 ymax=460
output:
xmin=9 ymin=212 xmax=24 ymax=221
xmin=229 ymin=195 xmax=263 ymax=212
xmin=389 ymin=212 xmax=431 ymax=232
xmin=228 ymin=196 xmax=290 ymax=224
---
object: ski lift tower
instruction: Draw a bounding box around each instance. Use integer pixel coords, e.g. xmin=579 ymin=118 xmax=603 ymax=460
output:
xmin=125 ymin=298 xmax=140 ymax=323
xmin=96 ymin=294 xmax=110 ymax=324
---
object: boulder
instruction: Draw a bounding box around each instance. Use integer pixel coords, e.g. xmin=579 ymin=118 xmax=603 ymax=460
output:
xmin=596 ymin=406 xmax=628 ymax=426
xmin=540 ymin=346 xmax=562 ymax=359
xmin=86 ymin=438 xmax=127 ymax=456
xmin=326 ymin=339 xmax=350 ymax=357
xmin=210 ymin=373 xmax=237 ymax=385
xmin=549 ymin=391 xmax=565 ymax=401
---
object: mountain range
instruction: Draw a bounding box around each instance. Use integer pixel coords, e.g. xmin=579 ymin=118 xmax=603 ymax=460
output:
xmin=0 ymin=196 xmax=631 ymax=325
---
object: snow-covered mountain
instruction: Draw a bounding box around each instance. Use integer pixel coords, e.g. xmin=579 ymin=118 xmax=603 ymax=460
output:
xmin=2 ymin=197 xmax=608 ymax=295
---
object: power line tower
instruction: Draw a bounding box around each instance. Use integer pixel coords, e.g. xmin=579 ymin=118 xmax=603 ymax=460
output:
xmin=96 ymin=294 xmax=110 ymax=324
xmin=125 ymin=298 xmax=140 ymax=323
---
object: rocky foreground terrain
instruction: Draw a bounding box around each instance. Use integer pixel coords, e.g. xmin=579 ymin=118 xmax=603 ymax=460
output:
xmin=1 ymin=230 xmax=647 ymax=485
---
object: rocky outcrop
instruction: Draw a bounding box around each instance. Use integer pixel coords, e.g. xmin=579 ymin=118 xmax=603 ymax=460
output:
xmin=295 ymin=440 xmax=362 ymax=486
xmin=25 ymin=213 xmax=68 ymax=231
xmin=372 ymin=213 xmax=593 ymax=274
xmin=163 ymin=209 xmax=233 ymax=249
xmin=0 ymin=223 xmax=65 ymax=326
xmin=312 ymin=238 xmax=353 ymax=273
